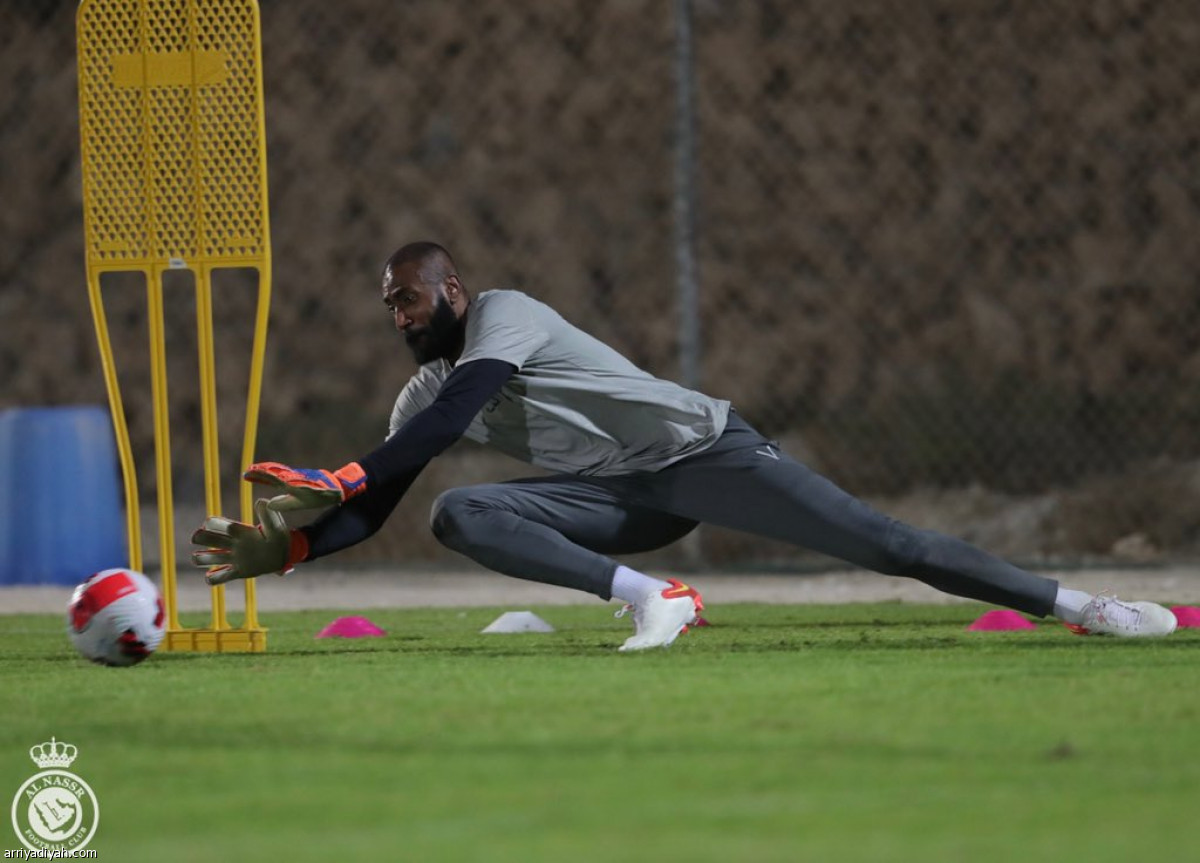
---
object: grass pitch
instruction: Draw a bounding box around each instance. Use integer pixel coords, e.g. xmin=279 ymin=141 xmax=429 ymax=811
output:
xmin=2 ymin=602 xmax=1197 ymax=861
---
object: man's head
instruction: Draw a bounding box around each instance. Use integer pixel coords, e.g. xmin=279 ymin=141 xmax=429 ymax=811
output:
xmin=381 ymin=242 xmax=470 ymax=364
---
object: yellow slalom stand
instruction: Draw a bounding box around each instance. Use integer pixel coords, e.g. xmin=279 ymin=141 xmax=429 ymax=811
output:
xmin=76 ymin=0 xmax=271 ymax=651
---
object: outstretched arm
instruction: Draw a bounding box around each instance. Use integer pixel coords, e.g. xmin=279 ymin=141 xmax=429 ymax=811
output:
xmin=192 ymin=359 xmax=515 ymax=581
xmin=298 ymin=467 xmax=416 ymax=560
xmin=189 ymin=485 xmax=415 ymax=584
xmin=360 ymin=357 xmax=516 ymax=488
xmin=243 ymin=358 xmax=516 ymax=511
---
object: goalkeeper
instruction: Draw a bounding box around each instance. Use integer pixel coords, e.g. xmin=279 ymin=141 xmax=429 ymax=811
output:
xmin=192 ymin=242 xmax=1178 ymax=650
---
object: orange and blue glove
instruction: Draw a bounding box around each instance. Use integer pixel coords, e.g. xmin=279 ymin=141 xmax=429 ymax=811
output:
xmin=243 ymin=461 xmax=368 ymax=512
xmin=191 ymin=498 xmax=309 ymax=584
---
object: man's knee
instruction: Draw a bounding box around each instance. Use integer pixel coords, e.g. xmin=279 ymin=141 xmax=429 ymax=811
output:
xmin=430 ymin=487 xmax=477 ymax=549
xmin=430 ymin=485 xmax=515 ymax=549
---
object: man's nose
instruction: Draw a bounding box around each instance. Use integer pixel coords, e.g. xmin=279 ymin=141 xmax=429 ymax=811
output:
xmin=394 ymin=308 xmax=411 ymax=330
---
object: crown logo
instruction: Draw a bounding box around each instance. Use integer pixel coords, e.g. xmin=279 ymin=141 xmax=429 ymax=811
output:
xmin=29 ymin=737 xmax=78 ymax=770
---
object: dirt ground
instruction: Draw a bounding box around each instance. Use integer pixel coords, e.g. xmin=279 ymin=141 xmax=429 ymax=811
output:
xmin=4 ymin=565 xmax=1198 ymax=615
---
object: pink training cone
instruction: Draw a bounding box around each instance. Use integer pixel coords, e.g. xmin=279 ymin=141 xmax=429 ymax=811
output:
xmin=315 ymin=616 xmax=387 ymax=639
xmin=966 ymin=610 xmax=1036 ymax=631
xmin=1170 ymin=606 xmax=1200 ymax=628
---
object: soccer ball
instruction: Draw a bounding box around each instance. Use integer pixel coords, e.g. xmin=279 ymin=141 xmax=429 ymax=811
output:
xmin=67 ymin=568 xmax=166 ymax=667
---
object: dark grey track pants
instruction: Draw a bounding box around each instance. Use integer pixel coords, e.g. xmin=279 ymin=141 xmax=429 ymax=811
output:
xmin=430 ymin=414 xmax=1059 ymax=616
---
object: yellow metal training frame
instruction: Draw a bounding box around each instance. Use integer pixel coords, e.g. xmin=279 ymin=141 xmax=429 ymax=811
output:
xmin=77 ymin=0 xmax=271 ymax=651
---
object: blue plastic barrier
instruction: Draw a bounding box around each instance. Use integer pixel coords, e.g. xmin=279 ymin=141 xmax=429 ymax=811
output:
xmin=0 ymin=406 xmax=126 ymax=586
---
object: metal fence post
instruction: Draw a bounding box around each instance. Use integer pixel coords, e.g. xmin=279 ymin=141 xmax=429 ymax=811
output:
xmin=674 ymin=0 xmax=705 ymax=567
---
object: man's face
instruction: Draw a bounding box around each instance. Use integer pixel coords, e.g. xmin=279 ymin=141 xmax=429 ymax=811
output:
xmin=382 ymin=263 xmax=464 ymax=364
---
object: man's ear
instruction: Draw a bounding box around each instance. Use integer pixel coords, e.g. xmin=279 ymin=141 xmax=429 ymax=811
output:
xmin=445 ymin=273 xmax=463 ymax=303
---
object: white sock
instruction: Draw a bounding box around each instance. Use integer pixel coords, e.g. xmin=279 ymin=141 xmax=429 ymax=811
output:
xmin=1053 ymin=587 xmax=1094 ymax=625
xmin=611 ymin=565 xmax=671 ymax=604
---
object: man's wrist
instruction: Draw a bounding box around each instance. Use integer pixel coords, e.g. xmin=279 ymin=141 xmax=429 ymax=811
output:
xmin=333 ymin=462 xmax=368 ymax=499
xmin=282 ymin=529 xmax=310 ymax=573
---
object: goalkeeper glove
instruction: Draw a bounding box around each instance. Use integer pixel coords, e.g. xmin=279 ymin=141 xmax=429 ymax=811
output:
xmin=190 ymin=498 xmax=309 ymax=585
xmin=243 ymin=460 xmax=367 ymax=512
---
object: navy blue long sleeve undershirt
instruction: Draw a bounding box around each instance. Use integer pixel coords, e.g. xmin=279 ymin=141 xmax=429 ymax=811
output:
xmin=300 ymin=358 xmax=516 ymax=560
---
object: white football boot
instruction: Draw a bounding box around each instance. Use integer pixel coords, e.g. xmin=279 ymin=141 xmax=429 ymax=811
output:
xmin=616 ymin=579 xmax=704 ymax=652
xmin=1065 ymin=594 xmax=1177 ymax=638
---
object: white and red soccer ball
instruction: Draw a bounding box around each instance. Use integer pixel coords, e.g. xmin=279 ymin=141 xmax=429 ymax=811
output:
xmin=67 ymin=568 xmax=165 ymax=667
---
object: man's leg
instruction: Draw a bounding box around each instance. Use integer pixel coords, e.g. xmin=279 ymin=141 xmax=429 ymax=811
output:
xmin=633 ymin=415 xmax=1060 ymax=617
xmin=429 ymin=475 xmax=696 ymax=600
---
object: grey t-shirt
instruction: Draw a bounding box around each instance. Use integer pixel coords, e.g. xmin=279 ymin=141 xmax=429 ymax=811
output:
xmin=388 ymin=290 xmax=730 ymax=476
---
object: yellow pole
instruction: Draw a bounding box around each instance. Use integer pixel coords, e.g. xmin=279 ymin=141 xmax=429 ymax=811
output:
xmin=195 ymin=262 xmax=230 ymax=631
xmin=83 ymin=270 xmax=144 ymax=575
xmin=146 ymin=265 xmax=178 ymax=632
xmin=240 ymin=261 xmax=272 ymax=631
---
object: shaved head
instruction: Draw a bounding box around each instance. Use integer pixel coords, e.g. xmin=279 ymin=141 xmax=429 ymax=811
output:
xmin=383 ymin=241 xmax=457 ymax=288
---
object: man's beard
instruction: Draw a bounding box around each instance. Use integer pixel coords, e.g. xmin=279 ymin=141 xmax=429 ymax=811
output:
xmin=405 ymin=293 xmax=464 ymax=364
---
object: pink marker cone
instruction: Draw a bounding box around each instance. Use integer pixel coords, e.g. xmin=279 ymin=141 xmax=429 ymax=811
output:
xmin=1169 ymin=606 xmax=1200 ymax=628
xmin=966 ymin=610 xmax=1036 ymax=631
xmin=315 ymin=616 xmax=387 ymax=639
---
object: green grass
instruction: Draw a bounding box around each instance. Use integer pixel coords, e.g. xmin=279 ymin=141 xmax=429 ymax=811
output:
xmin=1 ymin=603 xmax=1197 ymax=861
